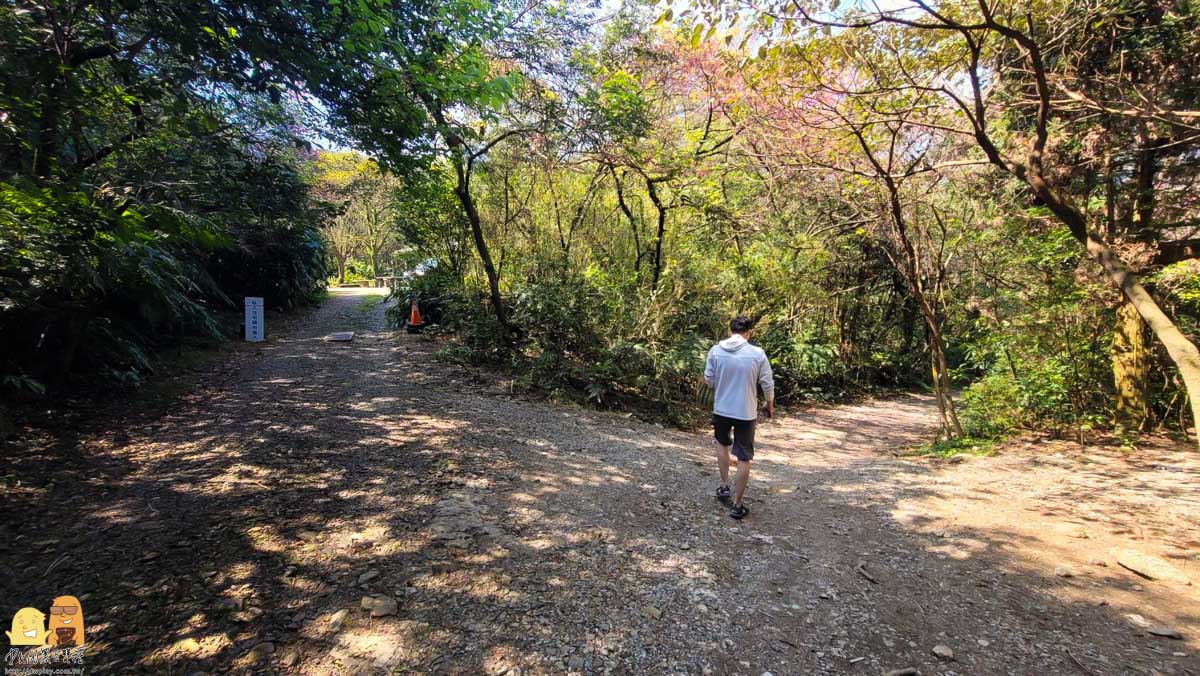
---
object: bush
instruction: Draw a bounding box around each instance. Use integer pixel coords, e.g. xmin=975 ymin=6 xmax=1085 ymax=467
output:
xmin=399 ymin=246 xmax=942 ymax=426
xmin=958 ymin=370 xmax=1026 ymax=437
xmin=1 ymin=181 xmax=222 ymax=387
xmin=391 ymin=267 xmax=724 ymax=424
xmin=756 ymin=324 xmax=846 ymax=401
xmin=386 ymin=263 xmax=467 ymax=329
xmin=0 ymin=140 xmax=329 ymax=395
xmin=958 ymin=355 xmax=1100 ymax=438
xmin=916 ymin=436 xmax=998 ymax=458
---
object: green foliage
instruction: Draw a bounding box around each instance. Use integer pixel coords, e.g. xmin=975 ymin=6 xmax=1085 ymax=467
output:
xmin=587 ymin=70 xmax=653 ymax=140
xmin=394 ymin=245 xmax=902 ymax=424
xmin=1 ymin=180 xmax=221 ymax=380
xmin=1153 ymin=261 xmax=1200 ymax=314
xmin=388 ymin=265 xmax=719 ymax=423
xmin=756 ymin=325 xmax=846 ymax=400
xmin=190 ymin=142 xmax=330 ymax=311
xmin=959 ymin=367 xmax=1073 ymax=438
xmin=0 ymin=139 xmax=327 ymax=390
xmin=386 ymin=262 xmax=461 ymax=328
xmin=0 ymin=1 xmax=340 ymax=398
xmin=955 ymin=223 xmax=1113 ymax=437
xmin=915 ymin=436 xmax=999 ymax=459
xmin=7 ymin=0 xmax=1196 ymax=448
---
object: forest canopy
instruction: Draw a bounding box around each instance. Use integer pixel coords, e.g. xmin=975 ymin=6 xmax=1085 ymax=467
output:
xmin=3 ymin=0 xmax=1199 ymax=448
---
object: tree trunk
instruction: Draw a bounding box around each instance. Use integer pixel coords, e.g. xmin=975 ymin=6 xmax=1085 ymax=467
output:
xmin=1110 ymin=134 xmax=1159 ymax=432
xmin=56 ymin=311 xmax=89 ymax=383
xmin=844 ymin=121 xmax=962 ymax=432
xmin=611 ymin=167 xmax=643 ymax=281
xmin=916 ymin=301 xmax=963 ymax=438
xmin=1112 ymin=298 xmax=1150 ymax=431
xmin=454 ymin=181 xmax=514 ymax=334
xmin=1090 ymin=236 xmax=1200 ymax=439
xmin=873 ymin=162 xmax=963 ymax=439
xmin=885 ymin=253 xmax=962 ymax=438
xmin=336 ymin=258 xmax=346 ymax=285
xmin=645 ymin=179 xmax=668 ymax=289
xmin=419 ymin=96 xmax=516 ymax=336
xmin=1025 ymin=173 xmax=1200 ymax=442
xmin=33 ymin=80 xmax=62 ymax=178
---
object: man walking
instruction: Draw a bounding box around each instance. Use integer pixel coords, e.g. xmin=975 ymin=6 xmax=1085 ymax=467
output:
xmin=704 ymin=315 xmax=775 ymax=519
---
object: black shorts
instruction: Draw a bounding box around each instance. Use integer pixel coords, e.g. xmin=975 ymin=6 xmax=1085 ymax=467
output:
xmin=712 ymin=414 xmax=756 ymax=461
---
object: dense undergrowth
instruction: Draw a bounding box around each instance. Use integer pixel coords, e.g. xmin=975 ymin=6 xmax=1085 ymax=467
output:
xmin=1 ymin=3 xmax=342 ymax=430
xmin=389 ymin=264 xmax=927 ymax=427
xmin=0 ymin=146 xmax=328 ymax=399
xmin=387 ymin=215 xmax=1199 ymax=441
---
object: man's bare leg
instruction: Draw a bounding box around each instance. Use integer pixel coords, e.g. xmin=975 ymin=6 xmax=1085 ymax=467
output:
xmin=715 ymin=439 xmax=732 ymax=487
xmin=732 ymin=459 xmax=751 ymax=506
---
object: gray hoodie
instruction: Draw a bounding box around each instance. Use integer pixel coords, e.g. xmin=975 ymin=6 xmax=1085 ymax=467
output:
xmin=704 ymin=334 xmax=775 ymax=421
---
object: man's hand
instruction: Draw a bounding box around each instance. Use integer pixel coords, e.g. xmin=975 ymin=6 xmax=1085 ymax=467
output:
xmin=766 ymin=401 xmax=774 ymax=419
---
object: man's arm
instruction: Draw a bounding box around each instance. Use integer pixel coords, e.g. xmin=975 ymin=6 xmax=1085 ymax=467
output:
xmin=758 ymin=352 xmax=775 ymax=417
xmin=704 ymin=347 xmax=716 ymax=388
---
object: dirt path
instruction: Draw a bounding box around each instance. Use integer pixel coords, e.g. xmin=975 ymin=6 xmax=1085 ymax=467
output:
xmin=3 ymin=287 xmax=1197 ymax=675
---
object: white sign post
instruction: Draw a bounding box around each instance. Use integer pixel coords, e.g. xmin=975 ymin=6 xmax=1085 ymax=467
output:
xmin=245 ymin=297 xmax=264 ymax=342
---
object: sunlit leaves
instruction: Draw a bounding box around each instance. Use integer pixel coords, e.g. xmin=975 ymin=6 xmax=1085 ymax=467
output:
xmin=591 ymin=69 xmax=652 ymax=140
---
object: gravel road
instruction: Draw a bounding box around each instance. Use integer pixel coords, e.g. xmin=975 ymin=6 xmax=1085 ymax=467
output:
xmin=2 ymin=287 xmax=1195 ymax=675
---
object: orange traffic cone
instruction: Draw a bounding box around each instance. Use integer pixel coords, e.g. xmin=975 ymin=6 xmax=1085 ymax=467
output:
xmin=406 ymin=299 xmax=425 ymax=334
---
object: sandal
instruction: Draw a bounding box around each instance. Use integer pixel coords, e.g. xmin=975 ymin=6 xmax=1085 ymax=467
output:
xmin=729 ymin=503 xmax=749 ymax=520
xmin=716 ymin=485 xmax=731 ymax=504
